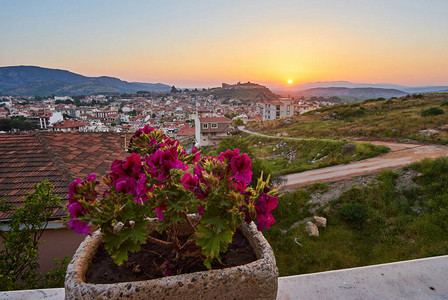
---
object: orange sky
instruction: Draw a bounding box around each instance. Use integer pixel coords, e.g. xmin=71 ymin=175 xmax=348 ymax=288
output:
xmin=1 ymin=1 xmax=448 ymax=87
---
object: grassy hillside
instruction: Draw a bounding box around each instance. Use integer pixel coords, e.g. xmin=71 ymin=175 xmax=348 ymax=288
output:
xmin=249 ymin=93 xmax=448 ymax=143
xmin=265 ymin=157 xmax=448 ymax=276
xmin=201 ymin=135 xmax=388 ymax=177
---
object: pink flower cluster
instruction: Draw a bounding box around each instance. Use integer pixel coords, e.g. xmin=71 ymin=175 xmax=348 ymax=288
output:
xmin=217 ymin=149 xmax=253 ymax=184
xmin=255 ymin=187 xmax=278 ymax=231
xmin=66 ymin=174 xmax=98 ymax=234
xmin=66 ymin=125 xmax=279 ymax=237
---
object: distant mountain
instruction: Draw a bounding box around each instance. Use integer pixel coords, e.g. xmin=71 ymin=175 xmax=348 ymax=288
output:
xmin=0 ymin=66 xmax=171 ymax=96
xmin=293 ymin=81 xmax=448 ymax=94
xmin=297 ymin=87 xmax=408 ymax=101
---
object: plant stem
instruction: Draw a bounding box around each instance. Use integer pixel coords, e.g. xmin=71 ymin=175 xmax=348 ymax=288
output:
xmin=146 ymin=235 xmax=174 ymax=248
xmin=182 ymin=211 xmax=196 ymax=232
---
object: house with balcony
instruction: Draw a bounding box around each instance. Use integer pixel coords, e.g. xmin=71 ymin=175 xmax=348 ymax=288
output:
xmin=194 ymin=110 xmax=231 ymax=147
xmin=263 ymin=98 xmax=294 ymax=121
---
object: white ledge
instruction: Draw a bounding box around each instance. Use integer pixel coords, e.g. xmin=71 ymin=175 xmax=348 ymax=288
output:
xmin=1 ymin=255 xmax=448 ymax=300
xmin=277 ymin=255 xmax=448 ymax=300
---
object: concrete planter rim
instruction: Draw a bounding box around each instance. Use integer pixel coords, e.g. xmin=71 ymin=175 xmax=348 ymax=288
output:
xmin=64 ymin=219 xmax=278 ymax=299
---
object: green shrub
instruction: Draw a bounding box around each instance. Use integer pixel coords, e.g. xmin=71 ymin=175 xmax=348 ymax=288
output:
xmin=338 ymin=202 xmax=368 ymax=227
xmin=441 ymin=100 xmax=448 ymax=107
xmin=0 ymin=181 xmax=65 ymax=291
xmin=421 ymin=107 xmax=444 ymax=117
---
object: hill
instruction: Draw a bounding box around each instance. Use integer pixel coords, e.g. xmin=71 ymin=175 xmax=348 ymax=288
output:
xmin=248 ymin=93 xmax=448 ymax=143
xmin=290 ymin=81 xmax=448 ymax=94
xmin=199 ymin=82 xmax=280 ymax=103
xmin=296 ymin=87 xmax=408 ymax=101
xmin=0 ymin=66 xmax=171 ymax=96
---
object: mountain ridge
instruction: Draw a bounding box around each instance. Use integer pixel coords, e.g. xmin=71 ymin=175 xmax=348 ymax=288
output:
xmin=0 ymin=65 xmax=171 ymax=96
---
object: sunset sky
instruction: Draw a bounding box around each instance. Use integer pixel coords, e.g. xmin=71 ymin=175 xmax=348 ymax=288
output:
xmin=1 ymin=0 xmax=448 ymax=88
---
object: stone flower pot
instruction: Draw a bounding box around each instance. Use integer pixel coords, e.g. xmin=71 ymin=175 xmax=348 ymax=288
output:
xmin=64 ymin=219 xmax=278 ymax=300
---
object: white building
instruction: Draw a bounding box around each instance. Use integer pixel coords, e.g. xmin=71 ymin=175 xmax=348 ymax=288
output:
xmin=194 ymin=110 xmax=231 ymax=147
xmin=263 ymin=98 xmax=294 ymax=121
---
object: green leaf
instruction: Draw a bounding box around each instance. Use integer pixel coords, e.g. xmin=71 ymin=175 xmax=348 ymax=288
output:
xmin=120 ymin=220 xmax=149 ymax=245
xmin=196 ymin=224 xmax=233 ymax=261
xmin=102 ymin=231 xmax=121 ymax=253
xmin=201 ymin=215 xmax=226 ymax=233
xmin=111 ymin=240 xmax=141 ymax=266
xmin=121 ymin=203 xmax=136 ymax=222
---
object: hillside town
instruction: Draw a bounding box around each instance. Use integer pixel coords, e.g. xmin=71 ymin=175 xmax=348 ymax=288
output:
xmin=0 ymin=89 xmax=332 ymax=146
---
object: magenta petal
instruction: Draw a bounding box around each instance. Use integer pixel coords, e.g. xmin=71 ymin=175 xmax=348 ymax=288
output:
xmin=68 ymin=219 xmax=90 ymax=235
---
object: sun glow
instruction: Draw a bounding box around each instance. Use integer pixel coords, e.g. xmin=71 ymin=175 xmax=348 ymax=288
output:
xmin=287 ymin=79 xmax=293 ymax=84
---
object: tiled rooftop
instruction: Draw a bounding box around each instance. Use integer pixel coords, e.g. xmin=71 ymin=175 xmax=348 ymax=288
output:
xmin=0 ymin=132 xmax=128 ymax=221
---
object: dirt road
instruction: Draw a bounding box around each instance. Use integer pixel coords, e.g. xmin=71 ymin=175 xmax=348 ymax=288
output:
xmin=283 ymin=141 xmax=448 ymax=189
xmin=238 ymin=127 xmax=448 ymax=189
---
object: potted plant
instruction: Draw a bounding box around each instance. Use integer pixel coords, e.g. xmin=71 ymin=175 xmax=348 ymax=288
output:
xmin=64 ymin=125 xmax=279 ymax=299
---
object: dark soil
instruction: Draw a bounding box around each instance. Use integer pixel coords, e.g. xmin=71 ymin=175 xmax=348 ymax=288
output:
xmin=86 ymin=230 xmax=257 ymax=284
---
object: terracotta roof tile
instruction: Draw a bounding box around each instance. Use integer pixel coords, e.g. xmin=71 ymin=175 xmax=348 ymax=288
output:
xmin=0 ymin=132 xmax=128 ymax=221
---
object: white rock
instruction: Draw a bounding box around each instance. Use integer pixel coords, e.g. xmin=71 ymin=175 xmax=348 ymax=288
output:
xmin=314 ymin=216 xmax=327 ymax=228
xmin=306 ymin=221 xmax=319 ymax=237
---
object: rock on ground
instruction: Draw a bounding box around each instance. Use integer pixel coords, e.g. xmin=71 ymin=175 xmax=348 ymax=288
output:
xmin=306 ymin=222 xmax=319 ymax=237
xmin=313 ymin=216 xmax=327 ymax=228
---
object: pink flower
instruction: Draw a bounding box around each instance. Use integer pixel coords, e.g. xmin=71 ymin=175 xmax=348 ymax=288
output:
xmin=67 ymin=218 xmax=90 ymax=235
xmin=218 ymin=148 xmax=240 ymax=162
xmin=255 ymin=193 xmax=278 ymax=231
xmin=110 ymin=153 xmax=142 ymax=193
xmin=69 ymin=178 xmax=82 ymax=204
xmin=67 ymin=202 xmax=90 ymax=234
xmin=198 ymin=205 xmax=204 ymax=216
xmin=191 ymin=147 xmax=200 ymax=163
xmin=230 ymin=154 xmax=252 ymax=184
xmin=146 ymin=147 xmax=184 ymax=181
xmin=182 ymin=172 xmax=208 ymax=199
xmin=182 ymin=173 xmax=199 ymax=191
xmin=155 ymin=201 xmax=166 ymax=221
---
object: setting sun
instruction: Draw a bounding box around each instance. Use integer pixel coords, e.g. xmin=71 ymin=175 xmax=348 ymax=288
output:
xmin=287 ymin=79 xmax=293 ymax=84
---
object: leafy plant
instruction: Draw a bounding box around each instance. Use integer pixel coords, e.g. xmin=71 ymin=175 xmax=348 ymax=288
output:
xmin=0 ymin=181 xmax=63 ymax=291
xmin=65 ymin=125 xmax=279 ymax=270
xmin=421 ymin=107 xmax=444 ymax=117
xmin=338 ymin=202 xmax=368 ymax=228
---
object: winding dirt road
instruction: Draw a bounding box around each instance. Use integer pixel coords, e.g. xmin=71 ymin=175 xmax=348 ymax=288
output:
xmin=238 ymin=127 xmax=448 ymax=189
xmin=283 ymin=141 xmax=448 ymax=189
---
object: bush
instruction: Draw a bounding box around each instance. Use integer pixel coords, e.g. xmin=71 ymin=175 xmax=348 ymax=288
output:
xmin=0 ymin=181 xmax=65 ymax=291
xmin=342 ymin=143 xmax=356 ymax=154
xmin=338 ymin=202 xmax=368 ymax=228
xmin=441 ymin=100 xmax=448 ymax=107
xmin=421 ymin=107 xmax=444 ymax=117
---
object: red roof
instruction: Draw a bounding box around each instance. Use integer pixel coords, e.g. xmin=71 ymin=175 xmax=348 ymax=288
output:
xmin=52 ymin=120 xmax=87 ymax=129
xmin=0 ymin=132 xmax=128 ymax=221
xmin=177 ymin=126 xmax=195 ymax=136
xmin=199 ymin=116 xmax=231 ymax=123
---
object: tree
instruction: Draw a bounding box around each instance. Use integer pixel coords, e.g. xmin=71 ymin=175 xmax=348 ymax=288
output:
xmin=171 ymin=86 xmax=178 ymax=93
xmin=233 ymin=118 xmax=244 ymax=126
xmin=0 ymin=117 xmax=39 ymax=131
xmin=0 ymin=181 xmax=62 ymax=290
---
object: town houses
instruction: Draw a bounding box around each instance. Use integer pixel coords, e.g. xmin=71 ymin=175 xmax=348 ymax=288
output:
xmin=0 ymin=92 xmax=329 ymax=140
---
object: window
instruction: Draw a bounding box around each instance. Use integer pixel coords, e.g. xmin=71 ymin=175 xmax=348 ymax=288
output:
xmin=287 ymin=105 xmax=290 ymax=113
xmin=211 ymin=123 xmax=218 ymax=128
xmin=203 ymin=123 xmax=208 ymax=129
